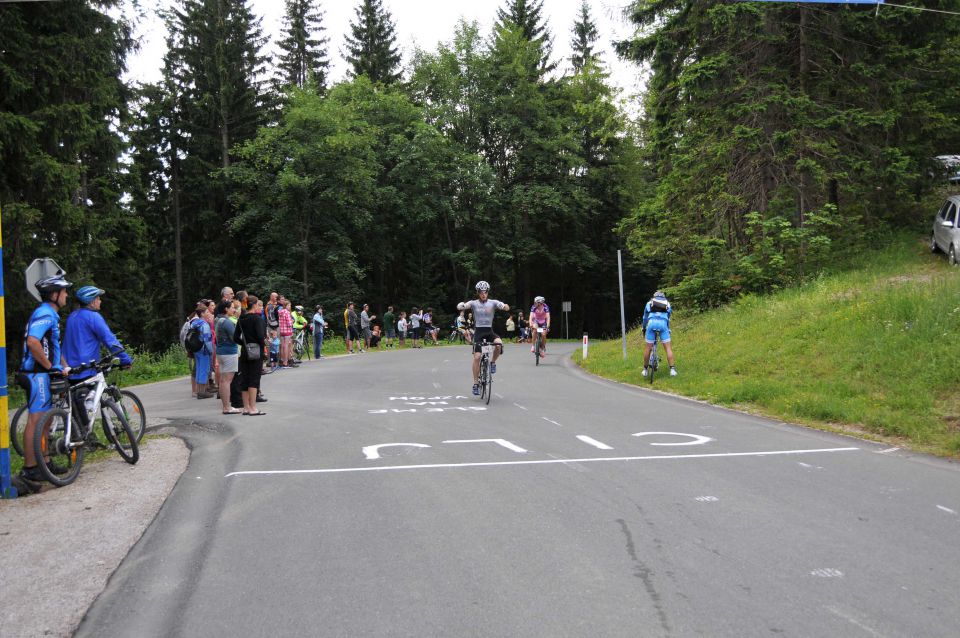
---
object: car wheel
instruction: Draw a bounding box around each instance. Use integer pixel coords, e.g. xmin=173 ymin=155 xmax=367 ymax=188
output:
xmin=950 ymin=245 xmax=958 ymax=266
xmin=931 ymin=233 xmax=941 ymax=253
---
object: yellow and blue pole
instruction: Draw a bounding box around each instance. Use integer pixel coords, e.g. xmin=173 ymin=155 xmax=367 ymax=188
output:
xmin=0 ymin=206 xmax=15 ymax=498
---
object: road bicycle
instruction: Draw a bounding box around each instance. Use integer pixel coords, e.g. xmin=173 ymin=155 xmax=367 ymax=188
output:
xmin=477 ymin=338 xmax=497 ymax=405
xmin=293 ymin=328 xmax=309 ymax=361
xmin=647 ymin=329 xmax=662 ymax=384
xmin=32 ymin=356 xmax=139 ymax=486
xmin=11 ymin=359 xmax=146 ymax=456
xmin=533 ymin=326 xmax=547 ymax=366
xmin=447 ymin=325 xmax=472 ymax=344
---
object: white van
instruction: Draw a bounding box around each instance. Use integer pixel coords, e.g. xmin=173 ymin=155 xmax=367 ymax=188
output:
xmin=931 ymin=194 xmax=960 ymax=264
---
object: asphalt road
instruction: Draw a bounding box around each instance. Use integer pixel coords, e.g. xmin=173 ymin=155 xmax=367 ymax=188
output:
xmin=78 ymin=343 xmax=960 ymax=638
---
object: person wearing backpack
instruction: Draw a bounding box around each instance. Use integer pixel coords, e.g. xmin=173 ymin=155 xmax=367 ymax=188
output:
xmin=189 ymin=302 xmax=215 ymax=399
xmin=641 ymin=290 xmax=677 ymax=377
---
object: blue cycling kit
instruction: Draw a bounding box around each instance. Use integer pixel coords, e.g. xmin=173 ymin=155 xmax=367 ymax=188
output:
xmin=63 ymin=307 xmax=132 ymax=380
xmin=642 ymin=300 xmax=672 ymax=344
xmin=21 ymin=302 xmax=62 ymax=413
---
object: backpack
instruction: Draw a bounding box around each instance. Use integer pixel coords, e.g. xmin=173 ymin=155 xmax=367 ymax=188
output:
xmin=179 ymin=320 xmax=192 ymax=348
xmin=649 ymin=298 xmax=670 ymax=313
xmin=184 ymin=320 xmax=204 ymax=353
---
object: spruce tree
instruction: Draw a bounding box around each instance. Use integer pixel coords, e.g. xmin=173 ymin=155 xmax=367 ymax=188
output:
xmin=276 ymin=0 xmax=330 ymax=90
xmin=344 ymin=0 xmax=402 ymax=85
xmin=494 ymin=0 xmax=554 ymax=73
xmin=569 ymin=0 xmax=600 ymax=73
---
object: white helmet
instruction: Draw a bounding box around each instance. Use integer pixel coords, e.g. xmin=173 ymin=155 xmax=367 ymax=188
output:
xmin=475 ymin=280 xmax=490 ymax=292
xmin=534 ymin=296 xmax=545 ymax=304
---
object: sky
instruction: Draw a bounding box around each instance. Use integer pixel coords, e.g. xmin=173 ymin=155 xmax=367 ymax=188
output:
xmin=121 ymin=0 xmax=645 ymax=99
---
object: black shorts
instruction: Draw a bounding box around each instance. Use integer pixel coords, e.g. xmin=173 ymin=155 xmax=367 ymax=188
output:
xmin=348 ymin=326 xmax=360 ymax=340
xmin=472 ymin=328 xmax=500 ymax=353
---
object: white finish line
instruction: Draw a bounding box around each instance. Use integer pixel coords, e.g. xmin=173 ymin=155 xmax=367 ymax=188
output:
xmin=225 ymin=447 xmax=859 ymax=477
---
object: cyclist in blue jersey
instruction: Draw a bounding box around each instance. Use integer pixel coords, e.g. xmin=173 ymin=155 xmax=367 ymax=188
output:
xmin=457 ymin=281 xmax=511 ymax=396
xmin=63 ymin=286 xmax=134 ymax=379
xmin=18 ymin=275 xmax=72 ymax=483
xmin=641 ymin=290 xmax=677 ymax=377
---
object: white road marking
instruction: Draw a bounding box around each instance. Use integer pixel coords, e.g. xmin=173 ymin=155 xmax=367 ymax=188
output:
xmin=577 ymin=435 xmax=613 ymax=450
xmin=225 ymin=447 xmax=860 ymax=477
xmin=825 ymin=606 xmax=884 ymax=637
xmin=433 ymin=382 xmax=441 ymax=389
xmin=876 ymin=447 xmax=900 ymax=455
xmin=513 ymin=403 xmax=528 ymax=410
xmin=541 ymin=417 xmax=563 ymax=427
xmin=695 ymin=496 xmax=718 ymax=502
xmin=362 ymin=443 xmax=431 ymax=460
xmin=798 ymin=462 xmax=813 ymax=468
xmin=443 ymin=438 xmax=528 ymax=454
xmin=495 ymin=393 xmax=504 ymax=399
xmin=937 ymin=505 xmax=957 ymax=515
xmin=368 ymin=407 xmax=487 ymax=414
xmin=811 ymin=568 xmax=844 ymax=578
xmin=632 ymin=432 xmax=714 ymax=446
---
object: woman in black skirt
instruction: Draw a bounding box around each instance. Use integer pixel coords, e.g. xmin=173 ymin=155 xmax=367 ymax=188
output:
xmin=234 ymin=295 xmax=267 ymax=415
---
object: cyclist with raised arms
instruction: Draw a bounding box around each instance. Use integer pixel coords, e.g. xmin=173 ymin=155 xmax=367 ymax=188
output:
xmin=17 ymin=275 xmax=72 ymax=484
xmin=528 ymin=296 xmax=551 ymax=356
xmin=457 ymin=281 xmax=510 ymax=396
xmin=641 ymin=290 xmax=677 ymax=377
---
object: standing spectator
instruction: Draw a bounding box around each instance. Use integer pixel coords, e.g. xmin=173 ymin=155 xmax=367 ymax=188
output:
xmin=265 ymin=292 xmax=280 ymax=333
xmin=517 ymin=312 xmax=528 ymax=343
xmin=345 ymin=302 xmax=361 ymax=353
xmin=216 ymin=301 xmax=242 ymax=414
xmin=278 ymin=299 xmax=294 ymax=367
xmin=360 ymin=303 xmax=376 ymax=350
xmin=236 ymin=289 xmax=248 ymax=312
xmin=349 ymin=303 xmax=363 ymax=352
xmin=292 ymin=304 xmax=309 ymax=361
xmin=205 ymin=299 xmax=219 ymax=389
xmin=397 ymin=311 xmax=408 ymax=347
xmin=382 ymin=306 xmax=396 ymax=348
xmin=215 ymin=286 xmax=234 ymax=317
xmin=234 ymin=295 xmax=267 ymax=416
xmin=312 ymin=305 xmax=328 ymax=359
xmin=191 ymin=303 xmax=215 ymax=400
xmin=505 ymin=313 xmax=516 ymax=342
xmin=409 ymin=307 xmax=422 ymax=348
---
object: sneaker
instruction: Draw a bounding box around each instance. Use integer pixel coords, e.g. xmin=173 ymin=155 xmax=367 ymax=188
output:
xmin=641 ymin=367 xmax=648 ymax=377
xmin=490 ymin=363 xmax=497 ymax=374
xmin=531 ymin=346 xmax=535 ymax=353
xmin=472 ymin=384 xmax=480 ymax=396
xmin=670 ymin=367 xmax=678 ymax=377
xmin=256 ymin=395 xmax=268 ymax=403
xmin=197 ymin=391 xmax=214 ymax=400
xmin=19 ymin=465 xmax=46 ymax=483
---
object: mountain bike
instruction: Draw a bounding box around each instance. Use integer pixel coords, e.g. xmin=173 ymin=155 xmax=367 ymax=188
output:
xmin=477 ymin=339 xmax=497 ymax=405
xmin=32 ymin=356 xmax=139 ymax=486
xmin=11 ymin=359 xmax=146 ymax=456
xmin=293 ymin=328 xmax=308 ymax=361
xmin=533 ymin=326 xmax=547 ymax=366
xmin=647 ymin=329 xmax=662 ymax=384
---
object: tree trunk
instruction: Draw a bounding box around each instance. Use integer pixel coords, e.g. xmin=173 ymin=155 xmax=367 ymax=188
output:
xmin=172 ymin=155 xmax=184 ymax=322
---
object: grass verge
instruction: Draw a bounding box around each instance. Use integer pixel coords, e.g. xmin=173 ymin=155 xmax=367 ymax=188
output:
xmin=575 ymin=234 xmax=960 ymax=458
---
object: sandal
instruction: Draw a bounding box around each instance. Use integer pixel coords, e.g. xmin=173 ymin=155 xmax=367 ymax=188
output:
xmin=246 ymin=411 xmax=267 ymax=416
xmin=222 ymin=408 xmax=242 ymax=415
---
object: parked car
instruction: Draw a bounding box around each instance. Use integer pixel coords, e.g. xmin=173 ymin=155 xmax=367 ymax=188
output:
xmin=930 ymin=194 xmax=960 ymax=264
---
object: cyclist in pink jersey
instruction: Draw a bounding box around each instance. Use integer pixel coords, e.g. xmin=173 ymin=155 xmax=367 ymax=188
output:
xmin=528 ymin=296 xmax=551 ymax=355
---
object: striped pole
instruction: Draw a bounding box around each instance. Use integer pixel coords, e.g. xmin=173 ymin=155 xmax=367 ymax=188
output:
xmin=0 ymin=206 xmax=15 ymax=498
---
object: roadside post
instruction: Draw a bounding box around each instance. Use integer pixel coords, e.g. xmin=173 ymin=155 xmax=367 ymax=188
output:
xmin=562 ymin=301 xmax=571 ymax=339
xmin=0 ymin=207 xmax=14 ymax=498
xmin=582 ymin=333 xmax=589 ymax=360
xmin=617 ymin=250 xmax=627 ymax=360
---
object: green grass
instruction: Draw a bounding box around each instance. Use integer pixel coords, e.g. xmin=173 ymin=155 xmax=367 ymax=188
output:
xmin=575 ymin=234 xmax=960 ymax=458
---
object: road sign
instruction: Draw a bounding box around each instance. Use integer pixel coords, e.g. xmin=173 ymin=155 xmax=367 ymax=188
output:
xmin=562 ymin=301 xmax=571 ymax=312
xmin=25 ymin=258 xmax=65 ymax=302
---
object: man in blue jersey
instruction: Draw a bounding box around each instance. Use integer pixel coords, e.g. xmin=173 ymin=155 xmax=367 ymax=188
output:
xmin=641 ymin=290 xmax=677 ymax=377
xmin=18 ymin=275 xmax=72 ymax=483
xmin=63 ymin=285 xmax=133 ymax=380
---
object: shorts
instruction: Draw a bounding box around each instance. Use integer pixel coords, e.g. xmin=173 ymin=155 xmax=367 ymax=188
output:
xmin=363 ymin=326 xmax=372 ymax=340
xmin=386 ymin=328 xmax=396 ymax=338
xmin=410 ymin=326 xmax=421 ymax=339
xmin=25 ymin=373 xmax=53 ymax=414
xmin=348 ymin=326 xmax=360 ymax=340
xmin=472 ymin=328 xmax=501 ymax=353
xmin=645 ymin=320 xmax=671 ymax=344
xmin=217 ymin=353 xmax=239 ymax=374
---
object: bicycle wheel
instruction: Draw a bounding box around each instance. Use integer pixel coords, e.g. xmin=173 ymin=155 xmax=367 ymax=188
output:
xmin=485 ymin=363 xmax=493 ymax=405
xmin=99 ymin=398 xmax=139 ymax=464
xmin=479 ymin=357 xmax=489 ymax=400
xmin=535 ymin=334 xmax=542 ymax=366
xmin=649 ymin=342 xmax=658 ymax=384
xmin=10 ymin=404 xmax=28 ymax=457
xmin=293 ymin=339 xmax=304 ymax=362
xmin=33 ymin=408 xmax=85 ymax=487
xmin=110 ymin=388 xmax=146 ymax=444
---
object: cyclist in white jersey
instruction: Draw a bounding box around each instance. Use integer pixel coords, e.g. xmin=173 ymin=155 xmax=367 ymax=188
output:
xmin=457 ymin=280 xmax=511 ymax=396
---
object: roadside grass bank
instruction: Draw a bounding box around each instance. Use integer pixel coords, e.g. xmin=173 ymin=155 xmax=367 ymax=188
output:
xmin=574 ymin=234 xmax=960 ymax=458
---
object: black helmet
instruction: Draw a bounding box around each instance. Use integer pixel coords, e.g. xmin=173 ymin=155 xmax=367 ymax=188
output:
xmin=35 ymin=275 xmax=72 ymax=295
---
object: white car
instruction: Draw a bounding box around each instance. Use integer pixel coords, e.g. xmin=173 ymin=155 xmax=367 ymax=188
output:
xmin=931 ymin=195 xmax=960 ymax=265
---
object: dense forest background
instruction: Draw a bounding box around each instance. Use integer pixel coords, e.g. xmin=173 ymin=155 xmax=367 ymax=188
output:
xmin=3 ymin=0 xmax=959 ymax=360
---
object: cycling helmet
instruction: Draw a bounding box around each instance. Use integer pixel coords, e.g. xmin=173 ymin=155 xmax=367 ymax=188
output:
xmin=76 ymin=285 xmax=104 ymax=304
xmin=35 ymin=275 xmax=72 ymax=295
xmin=475 ymin=280 xmax=490 ymax=292
xmin=534 ymin=296 xmax=545 ymax=304
xmin=653 ymin=290 xmax=667 ymax=299
xmin=295 ymin=305 xmax=304 ymax=311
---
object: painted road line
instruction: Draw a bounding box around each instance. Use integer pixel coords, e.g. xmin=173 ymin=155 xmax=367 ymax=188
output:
xmin=513 ymin=403 xmax=528 ymax=410
xmin=937 ymin=505 xmax=957 ymax=515
xmin=443 ymin=439 xmax=528 ymax=454
xmin=577 ymin=435 xmax=613 ymax=450
xmin=363 ymin=443 xmax=431 ymax=460
xmin=541 ymin=417 xmax=563 ymax=427
xmin=632 ymin=432 xmax=714 ymax=446
xmin=225 ymin=447 xmax=860 ymax=477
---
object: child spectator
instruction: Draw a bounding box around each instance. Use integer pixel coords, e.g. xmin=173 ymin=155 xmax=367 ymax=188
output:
xmin=268 ymin=329 xmax=280 ymax=369
xmin=397 ymin=311 xmax=408 ymax=347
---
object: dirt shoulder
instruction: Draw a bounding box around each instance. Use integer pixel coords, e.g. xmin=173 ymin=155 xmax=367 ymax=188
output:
xmin=0 ymin=432 xmax=189 ymax=638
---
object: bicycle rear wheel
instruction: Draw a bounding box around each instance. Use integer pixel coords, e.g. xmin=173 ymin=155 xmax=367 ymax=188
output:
xmin=99 ymin=398 xmax=139 ymax=464
xmin=479 ymin=357 xmax=489 ymax=400
xmin=649 ymin=341 xmax=659 ymax=384
xmin=33 ymin=408 xmax=85 ymax=486
xmin=111 ymin=388 xmax=146 ymax=443
xmin=486 ymin=364 xmax=493 ymax=405
xmin=10 ymin=404 xmax=27 ymax=457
